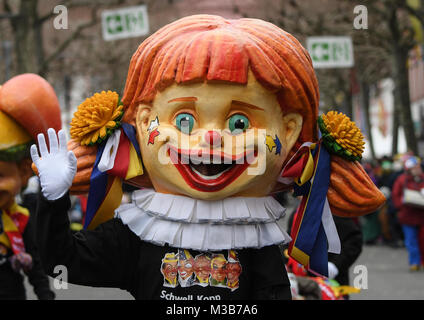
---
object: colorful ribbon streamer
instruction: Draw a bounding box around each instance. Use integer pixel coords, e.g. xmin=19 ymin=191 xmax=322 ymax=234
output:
xmin=285 ymin=142 xmax=340 ymax=277
xmin=84 ymin=124 xmax=143 ymax=230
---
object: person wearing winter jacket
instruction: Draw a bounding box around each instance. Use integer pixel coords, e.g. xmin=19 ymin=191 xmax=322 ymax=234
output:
xmin=391 ymin=156 xmax=424 ymax=271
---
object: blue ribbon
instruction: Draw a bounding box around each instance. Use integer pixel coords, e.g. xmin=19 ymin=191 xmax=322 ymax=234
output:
xmin=292 ymin=143 xmax=331 ymax=277
xmin=122 ymin=122 xmax=141 ymax=158
xmin=84 ymin=141 xmax=108 ymax=229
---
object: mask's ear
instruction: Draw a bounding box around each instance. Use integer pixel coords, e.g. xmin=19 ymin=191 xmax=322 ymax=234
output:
xmin=135 ymin=103 xmax=152 ymax=139
xmin=125 ymin=103 xmax=154 ymax=189
xmin=17 ymin=158 xmax=34 ymax=189
xmin=282 ymin=113 xmax=303 ymax=158
xmin=271 ymin=113 xmax=303 ymax=194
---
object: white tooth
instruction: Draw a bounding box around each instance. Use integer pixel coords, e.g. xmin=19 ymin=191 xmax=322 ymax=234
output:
xmin=200 ymin=158 xmax=211 ymax=164
xmin=190 ymin=165 xmax=232 ymax=180
xmin=245 ymin=150 xmax=256 ymax=164
xmin=211 ymin=154 xmax=222 ymax=164
xmin=180 ymin=153 xmax=190 ymax=164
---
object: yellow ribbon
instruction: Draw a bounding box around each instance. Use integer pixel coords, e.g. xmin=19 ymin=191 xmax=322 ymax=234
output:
xmin=293 ymin=143 xmax=316 ymax=186
xmin=0 ymin=204 xmax=29 ymax=249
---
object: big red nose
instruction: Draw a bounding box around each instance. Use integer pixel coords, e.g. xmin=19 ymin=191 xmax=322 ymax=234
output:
xmin=204 ymin=130 xmax=221 ymax=146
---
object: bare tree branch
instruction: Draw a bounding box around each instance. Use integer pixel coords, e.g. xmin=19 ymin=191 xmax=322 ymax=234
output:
xmin=38 ymin=6 xmax=98 ymax=74
xmin=0 ymin=13 xmax=18 ymax=18
xmin=0 ymin=0 xmax=19 ymax=19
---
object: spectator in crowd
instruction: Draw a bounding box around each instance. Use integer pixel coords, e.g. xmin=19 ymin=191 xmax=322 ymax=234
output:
xmin=391 ymin=156 xmax=424 ymax=271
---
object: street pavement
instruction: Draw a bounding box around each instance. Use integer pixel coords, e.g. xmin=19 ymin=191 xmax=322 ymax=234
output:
xmin=349 ymin=244 xmax=424 ymax=300
xmin=24 ymin=243 xmax=424 ymax=300
xmin=25 ymin=278 xmax=133 ymax=300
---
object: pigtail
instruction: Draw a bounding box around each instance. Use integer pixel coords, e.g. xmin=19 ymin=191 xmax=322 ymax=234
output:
xmin=328 ymin=155 xmax=385 ymax=217
xmin=322 ymin=111 xmax=386 ymax=216
xmin=68 ymin=139 xmax=96 ymax=195
xmin=273 ymin=153 xmax=386 ymax=216
xmin=276 ymin=111 xmax=386 ymax=217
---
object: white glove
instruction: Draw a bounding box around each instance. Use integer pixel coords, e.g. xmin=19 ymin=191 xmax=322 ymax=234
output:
xmin=327 ymin=262 xmax=339 ymax=279
xmin=30 ymin=128 xmax=77 ymax=201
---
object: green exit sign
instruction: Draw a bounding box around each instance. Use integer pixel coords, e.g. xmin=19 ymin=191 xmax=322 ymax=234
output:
xmin=306 ymin=36 xmax=354 ymax=68
xmin=102 ymin=5 xmax=149 ymax=41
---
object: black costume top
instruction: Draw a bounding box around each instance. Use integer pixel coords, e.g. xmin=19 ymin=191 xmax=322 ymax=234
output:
xmin=35 ymin=193 xmax=291 ymax=300
xmin=0 ymin=193 xmax=55 ymax=300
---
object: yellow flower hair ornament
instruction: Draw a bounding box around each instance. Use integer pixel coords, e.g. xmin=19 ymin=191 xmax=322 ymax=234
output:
xmin=70 ymin=90 xmax=124 ymax=146
xmin=318 ymin=111 xmax=365 ymax=162
xmin=69 ymin=90 xmax=143 ymax=231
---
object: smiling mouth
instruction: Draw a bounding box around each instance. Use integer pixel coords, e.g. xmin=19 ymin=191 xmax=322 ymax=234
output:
xmin=169 ymin=146 xmax=257 ymax=192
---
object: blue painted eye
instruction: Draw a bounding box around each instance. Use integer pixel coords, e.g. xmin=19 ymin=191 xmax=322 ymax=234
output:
xmin=228 ymin=114 xmax=249 ymax=134
xmin=175 ymin=113 xmax=195 ymax=134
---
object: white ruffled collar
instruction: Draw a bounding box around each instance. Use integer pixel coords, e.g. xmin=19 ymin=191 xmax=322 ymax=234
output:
xmin=115 ymin=188 xmax=291 ymax=251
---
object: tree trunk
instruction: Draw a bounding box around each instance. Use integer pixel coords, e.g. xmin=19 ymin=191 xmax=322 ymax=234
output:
xmin=391 ymin=86 xmax=400 ymax=156
xmin=388 ymin=7 xmax=418 ymax=155
xmin=9 ymin=0 xmax=40 ymax=74
xmin=34 ymin=13 xmax=46 ymax=76
xmin=361 ymin=82 xmax=376 ymax=159
xmin=392 ymin=47 xmax=418 ymax=155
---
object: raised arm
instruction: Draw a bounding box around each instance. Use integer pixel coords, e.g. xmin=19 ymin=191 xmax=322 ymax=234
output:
xmin=31 ymin=129 xmax=137 ymax=290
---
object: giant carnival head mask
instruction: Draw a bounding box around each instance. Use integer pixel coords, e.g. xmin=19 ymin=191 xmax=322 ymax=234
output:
xmin=69 ymin=15 xmax=385 ymax=220
xmin=121 ymin=15 xmax=318 ymax=200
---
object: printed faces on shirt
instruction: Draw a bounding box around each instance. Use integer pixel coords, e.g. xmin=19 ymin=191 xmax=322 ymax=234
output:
xmin=160 ymin=249 xmax=242 ymax=291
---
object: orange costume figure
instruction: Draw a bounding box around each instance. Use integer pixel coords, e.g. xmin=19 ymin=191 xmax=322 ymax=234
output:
xmin=0 ymin=74 xmax=60 ymax=300
xmin=31 ymin=15 xmax=385 ymax=300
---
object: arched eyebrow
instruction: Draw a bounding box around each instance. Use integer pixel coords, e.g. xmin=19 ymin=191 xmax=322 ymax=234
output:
xmin=231 ymin=100 xmax=264 ymax=111
xmin=168 ymin=97 xmax=198 ymax=103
